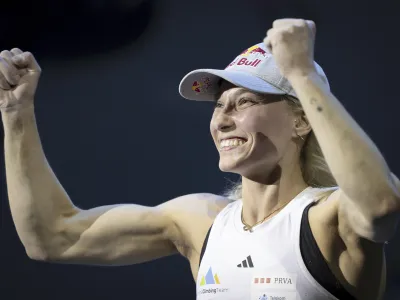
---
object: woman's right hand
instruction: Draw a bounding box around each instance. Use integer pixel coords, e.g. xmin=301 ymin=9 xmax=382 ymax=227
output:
xmin=0 ymin=48 xmax=41 ymax=112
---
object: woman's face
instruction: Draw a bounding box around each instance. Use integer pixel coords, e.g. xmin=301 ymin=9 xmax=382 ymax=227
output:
xmin=210 ymin=81 xmax=296 ymax=179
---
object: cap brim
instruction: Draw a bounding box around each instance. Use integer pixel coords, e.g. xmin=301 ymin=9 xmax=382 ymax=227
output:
xmin=179 ymin=69 xmax=287 ymax=101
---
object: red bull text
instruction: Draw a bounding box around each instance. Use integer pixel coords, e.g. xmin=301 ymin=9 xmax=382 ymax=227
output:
xmin=226 ymin=58 xmax=262 ymax=69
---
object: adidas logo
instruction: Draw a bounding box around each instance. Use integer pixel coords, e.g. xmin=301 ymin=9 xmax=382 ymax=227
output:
xmin=237 ymin=255 xmax=254 ymax=268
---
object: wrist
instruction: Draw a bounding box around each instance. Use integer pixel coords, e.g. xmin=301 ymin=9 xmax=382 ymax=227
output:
xmin=286 ymin=68 xmax=331 ymax=103
xmin=285 ymin=67 xmax=318 ymax=83
xmin=1 ymin=101 xmax=35 ymax=116
xmin=2 ymin=104 xmax=36 ymax=131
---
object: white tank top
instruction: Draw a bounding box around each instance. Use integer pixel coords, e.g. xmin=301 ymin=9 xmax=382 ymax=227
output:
xmin=196 ymin=187 xmax=339 ymax=300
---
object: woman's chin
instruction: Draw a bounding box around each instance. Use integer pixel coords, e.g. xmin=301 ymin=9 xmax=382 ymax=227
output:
xmin=218 ymin=159 xmax=245 ymax=173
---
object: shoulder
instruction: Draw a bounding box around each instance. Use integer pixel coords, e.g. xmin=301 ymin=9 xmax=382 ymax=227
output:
xmin=156 ymin=193 xmax=233 ymax=259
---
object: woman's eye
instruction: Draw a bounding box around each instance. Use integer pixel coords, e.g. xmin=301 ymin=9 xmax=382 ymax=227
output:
xmin=238 ymin=98 xmax=256 ymax=106
xmin=214 ymin=101 xmax=223 ymax=108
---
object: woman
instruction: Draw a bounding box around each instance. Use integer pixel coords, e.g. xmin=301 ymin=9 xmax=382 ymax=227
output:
xmin=1 ymin=19 xmax=399 ymax=300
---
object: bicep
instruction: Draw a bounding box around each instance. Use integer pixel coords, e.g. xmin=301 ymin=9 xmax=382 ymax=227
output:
xmin=53 ymin=204 xmax=178 ymax=266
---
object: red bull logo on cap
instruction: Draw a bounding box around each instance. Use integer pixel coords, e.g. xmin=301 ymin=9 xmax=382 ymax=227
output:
xmin=192 ymin=77 xmax=212 ymax=94
xmin=240 ymin=45 xmax=268 ymax=57
xmin=226 ymin=45 xmax=268 ymax=69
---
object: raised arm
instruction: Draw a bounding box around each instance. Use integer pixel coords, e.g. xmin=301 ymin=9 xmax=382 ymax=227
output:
xmin=1 ymin=49 xmax=224 ymax=266
xmin=265 ymin=19 xmax=400 ymax=242
xmin=4 ymin=106 xmax=211 ymax=264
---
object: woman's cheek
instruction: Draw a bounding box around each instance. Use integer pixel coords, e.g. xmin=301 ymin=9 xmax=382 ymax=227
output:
xmin=233 ymin=108 xmax=284 ymax=136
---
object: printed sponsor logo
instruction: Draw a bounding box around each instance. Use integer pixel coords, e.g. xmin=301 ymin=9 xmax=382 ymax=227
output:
xmin=254 ymin=277 xmax=293 ymax=285
xmin=226 ymin=45 xmax=269 ymax=69
xmin=254 ymin=277 xmax=271 ymax=284
xmin=226 ymin=58 xmax=262 ymax=68
xmin=237 ymin=255 xmax=254 ymax=268
xmin=198 ymin=267 xmax=228 ymax=295
xmin=192 ymin=76 xmax=212 ymax=93
xmin=241 ymin=45 xmax=268 ymax=57
xmin=259 ymin=295 xmax=287 ymax=300
xmin=198 ymin=287 xmax=229 ymax=295
xmin=200 ymin=267 xmax=220 ymax=286
xmin=253 ymin=274 xmax=297 ymax=295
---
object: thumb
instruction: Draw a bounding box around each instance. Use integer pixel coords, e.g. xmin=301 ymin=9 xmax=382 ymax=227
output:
xmin=11 ymin=52 xmax=41 ymax=73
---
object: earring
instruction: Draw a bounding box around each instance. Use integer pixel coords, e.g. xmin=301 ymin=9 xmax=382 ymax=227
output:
xmin=296 ymin=132 xmax=305 ymax=141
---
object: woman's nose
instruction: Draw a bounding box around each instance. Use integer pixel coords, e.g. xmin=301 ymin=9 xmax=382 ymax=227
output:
xmin=214 ymin=113 xmax=235 ymax=132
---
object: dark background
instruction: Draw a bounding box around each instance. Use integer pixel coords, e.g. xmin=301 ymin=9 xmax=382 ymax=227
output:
xmin=1 ymin=0 xmax=399 ymax=299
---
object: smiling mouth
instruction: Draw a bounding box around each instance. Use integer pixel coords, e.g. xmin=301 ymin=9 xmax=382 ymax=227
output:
xmin=219 ymin=138 xmax=247 ymax=151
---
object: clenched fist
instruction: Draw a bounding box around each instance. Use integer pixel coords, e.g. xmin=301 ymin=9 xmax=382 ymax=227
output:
xmin=0 ymin=49 xmax=41 ymax=112
xmin=264 ymin=18 xmax=316 ymax=79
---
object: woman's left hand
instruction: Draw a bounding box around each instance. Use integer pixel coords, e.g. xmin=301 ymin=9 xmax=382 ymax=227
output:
xmin=264 ymin=18 xmax=317 ymax=79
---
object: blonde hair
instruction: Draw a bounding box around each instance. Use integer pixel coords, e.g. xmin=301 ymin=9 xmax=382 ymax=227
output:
xmin=224 ymin=94 xmax=337 ymax=200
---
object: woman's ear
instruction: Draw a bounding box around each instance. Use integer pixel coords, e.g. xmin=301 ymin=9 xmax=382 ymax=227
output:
xmin=292 ymin=113 xmax=312 ymax=140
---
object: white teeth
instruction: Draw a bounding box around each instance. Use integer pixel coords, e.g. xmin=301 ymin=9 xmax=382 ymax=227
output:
xmin=220 ymin=138 xmax=246 ymax=149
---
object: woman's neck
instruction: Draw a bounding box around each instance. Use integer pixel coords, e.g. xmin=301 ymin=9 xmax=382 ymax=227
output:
xmin=241 ymin=161 xmax=308 ymax=226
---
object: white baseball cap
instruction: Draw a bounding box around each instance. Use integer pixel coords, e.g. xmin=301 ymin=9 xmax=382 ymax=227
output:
xmin=179 ymin=42 xmax=329 ymax=101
